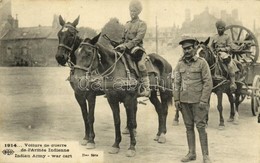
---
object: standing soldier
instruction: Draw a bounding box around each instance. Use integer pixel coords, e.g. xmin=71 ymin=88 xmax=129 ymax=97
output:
xmin=115 ymin=0 xmax=150 ymax=97
xmin=211 ymin=20 xmax=239 ymax=92
xmin=174 ymin=37 xmax=213 ymax=163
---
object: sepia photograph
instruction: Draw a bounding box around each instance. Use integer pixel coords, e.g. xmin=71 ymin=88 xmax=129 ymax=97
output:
xmin=0 ymin=0 xmax=260 ymax=162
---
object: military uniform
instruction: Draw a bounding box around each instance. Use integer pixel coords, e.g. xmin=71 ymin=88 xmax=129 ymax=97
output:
xmin=174 ymin=38 xmax=213 ymax=163
xmin=174 ymin=56 xmax=212 ymax=104
xmin=122 ymin=18 xmax=147 ymax=50
xmin=115 ymin=0 xmax=150 ymax=97
xmin=211 ymin=20 xmax=239 ymax=92
xmin=211 ymin=34 xmax=231 ymax=52
xmin=121 ymin=17 xmax=150 ymax=97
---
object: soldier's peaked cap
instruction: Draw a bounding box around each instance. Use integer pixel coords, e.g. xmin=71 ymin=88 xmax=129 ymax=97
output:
xmin=179 ymin=37 xmax=197 ymax=48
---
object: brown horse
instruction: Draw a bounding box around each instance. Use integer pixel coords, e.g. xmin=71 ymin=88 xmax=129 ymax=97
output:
xmin=55 ymin=16 xmax=104 ymax=149
xmin=74 ymin=34 xmax=173 ymax=156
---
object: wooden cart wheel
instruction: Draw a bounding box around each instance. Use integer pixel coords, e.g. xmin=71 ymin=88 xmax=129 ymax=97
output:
xmin=251 ymin=75 xmax=260 ymax=116
xmin=225 ymin=25 xmax=259 ymax=64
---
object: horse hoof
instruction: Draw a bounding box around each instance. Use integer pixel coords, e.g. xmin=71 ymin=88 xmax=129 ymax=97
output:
xmin=126 ymin=149 xmax=136 ymax=157
xmin=109 ymin=147 xmax=120 ymax=154
xmin=218 ymin=125 xmax=225 ymax=130
xmin=233 ymin=120 xmax=239 ymax=125
xmin=122 ymin=128 xmax=130 ymax=134
xmin=172 ymin=120 xmax=179 ymax=126
xmin=158 ymin=133 xmax=166 ymax=144
xmin=154 ymin=135 xmax=159 ymax=141
xmin=86 ymin=143 xmax=95 ymax=149
xmin=80 ymin=139 xmax=88 ymax=146
xmin=227 ymin=118 xmax=234 ymax=122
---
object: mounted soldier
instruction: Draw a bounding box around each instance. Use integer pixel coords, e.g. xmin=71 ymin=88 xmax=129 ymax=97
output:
xmin=115 ymin=0 xmax=150 ymax=97
xmin=211 ymin=20 xmax=240 ymax=92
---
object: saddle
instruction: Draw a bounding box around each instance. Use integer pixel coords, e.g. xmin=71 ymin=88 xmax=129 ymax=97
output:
xmin=122 ymin=52 xmax=158 ymax=78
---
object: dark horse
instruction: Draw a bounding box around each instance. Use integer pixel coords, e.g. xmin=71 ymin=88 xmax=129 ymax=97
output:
xmin=197 ymin=38 xmax=245 ymax=129
xmin=55 ymin=16 xmax=104 ymax=149
xmin=74 ymin=34 xmax=173 ymax=156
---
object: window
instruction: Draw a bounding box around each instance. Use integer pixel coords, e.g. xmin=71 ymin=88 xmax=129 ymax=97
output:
xmin=6 ymin=46 xmax=12 ymax=55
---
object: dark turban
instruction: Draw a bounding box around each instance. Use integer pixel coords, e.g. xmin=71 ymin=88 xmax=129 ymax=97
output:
xmin=216 ymin=20 xmax=226 ymax=28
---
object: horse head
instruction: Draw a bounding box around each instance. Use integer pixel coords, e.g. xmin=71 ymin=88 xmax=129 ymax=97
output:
xmin=196 ymin=37 xmax=216 ymax=67
xmin=74 ymin=33 xmax=101 ymax=74
xmin=56 ymin=15 xmax=80 ymax=66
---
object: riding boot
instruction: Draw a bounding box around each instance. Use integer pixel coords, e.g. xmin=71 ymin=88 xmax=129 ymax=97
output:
xmin=181 ymin=130 xmax=196 ymax=162
xmin=198 ymin=128 xmax=211 ymax=163
xmin=139 ymin=71 xmax=151 ymax=97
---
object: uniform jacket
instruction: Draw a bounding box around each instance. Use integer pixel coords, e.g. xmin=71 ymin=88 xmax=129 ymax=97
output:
xmin=122 ymin=17 xmax=147 ymax=49
xmin=211 ymin=33 xmax=231 ymax=52
xmin=173 ymin=56 xmax=213 ymax=103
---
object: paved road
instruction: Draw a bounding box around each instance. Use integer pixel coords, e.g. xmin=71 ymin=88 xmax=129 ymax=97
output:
xmin=0 ymin=67 xmax=259 ymax=163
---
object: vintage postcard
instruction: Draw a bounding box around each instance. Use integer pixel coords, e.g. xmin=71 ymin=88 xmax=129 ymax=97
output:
xmin=0 ymin=0 xmax=260 ymax=163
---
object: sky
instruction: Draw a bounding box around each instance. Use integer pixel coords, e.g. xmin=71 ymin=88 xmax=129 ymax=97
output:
xmin=10 ymin=0 xmax=260 ymax=30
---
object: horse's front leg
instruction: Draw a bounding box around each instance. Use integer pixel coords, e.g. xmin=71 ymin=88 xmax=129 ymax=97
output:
xmin=216 ymin=92 xmax=225 ymax=129
xmin=124 ymin=95 xmax=137 ymax=157
xmin=233 ymin=92 xmax=240 ymax=125
xmin=122 ymin=103 xmax=137 ymax=136
xmin=85 ymin=93 xmax=97 ymax=149
xmin=106 ymin=95 xmax=121 ymax=154
xmin=227 ymin=92 xmax=236 ymax=123
xmin=74 ymin=92 xmax=89 ymax=145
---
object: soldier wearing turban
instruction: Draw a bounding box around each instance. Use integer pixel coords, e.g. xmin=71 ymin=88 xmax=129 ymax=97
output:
xmin=211 ymin=20 xmax=239 ymax=92
xmin=115 ymin=0 xmax=150 ymax=97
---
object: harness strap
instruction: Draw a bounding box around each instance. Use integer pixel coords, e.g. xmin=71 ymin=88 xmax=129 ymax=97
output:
xmin=64 ymin=24 xmax=79 ymax=32
xmin=99 ymin=51 xmax=122 ymax=77
xmin=58 ymin=44 xmax=73 ymax=51
xmin=118 ymin=52 xmax=131 ymax=79
xmin=73 ymin=65 xmax=90 ymax=72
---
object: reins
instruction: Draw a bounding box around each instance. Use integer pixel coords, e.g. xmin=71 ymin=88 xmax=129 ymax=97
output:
xmin=73 ymin=42 xmax=125 ymax=78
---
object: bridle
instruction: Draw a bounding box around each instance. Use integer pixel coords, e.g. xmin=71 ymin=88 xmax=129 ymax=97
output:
xmin=58 ymin=24 xmax=78 ymax=67
xmin=75 ymin=42 xmax=124 ymax=78
xmin=197 ymin=45 xmax=216 ymax=71
xmin=73 ymin=42 xmax=99 ymax=75
xmin=197 ymin=44 xmax=229 ymax=90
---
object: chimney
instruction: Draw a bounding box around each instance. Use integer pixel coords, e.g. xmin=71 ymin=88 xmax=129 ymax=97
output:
xmin=13 ymin=14 xmax=18 ymax=28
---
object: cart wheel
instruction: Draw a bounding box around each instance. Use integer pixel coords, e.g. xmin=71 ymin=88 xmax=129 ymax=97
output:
xmin=225 ymin=25 xmax=259 ymax=64
xmin=251 ymin=75 xmax=260 ymax=116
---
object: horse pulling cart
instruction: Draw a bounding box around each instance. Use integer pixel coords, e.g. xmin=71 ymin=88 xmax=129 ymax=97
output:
xmin=173 ymin=24 xmax=260 ymax=127
xmin=224 ymin=24 xmax=260 ymax=116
